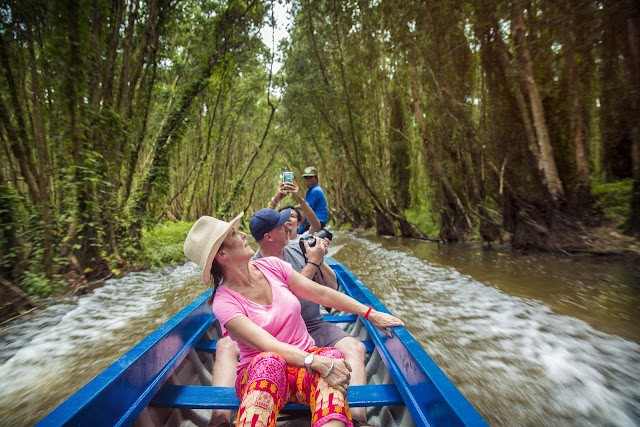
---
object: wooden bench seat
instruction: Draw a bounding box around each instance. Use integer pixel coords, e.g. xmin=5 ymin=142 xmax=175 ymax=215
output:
xmin=151 ymin=384 xmax=404 ymax=410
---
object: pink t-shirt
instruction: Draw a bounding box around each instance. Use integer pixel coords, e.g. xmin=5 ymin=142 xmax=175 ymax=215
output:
xmin=212 ymin=257 xmax=316 ymax=373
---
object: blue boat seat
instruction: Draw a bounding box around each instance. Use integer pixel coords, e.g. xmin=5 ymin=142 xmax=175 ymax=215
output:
xmin=322 ymin=314 xmax=358 ymax=323
xmin=151 ymin=384 xmax=403 ymax=410
xmin=195 ymin=339 xmax=375 ymax=354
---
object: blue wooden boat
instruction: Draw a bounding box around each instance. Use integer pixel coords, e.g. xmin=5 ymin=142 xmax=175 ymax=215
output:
xmin=37 ymin=258 xmax=487 ymax=426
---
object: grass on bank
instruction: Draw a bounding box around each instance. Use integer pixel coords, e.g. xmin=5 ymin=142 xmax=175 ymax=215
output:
xmin=592 ymin=178 xmax=632 ymax=227
xmin=140 ymin=221 xmax=195 ymax=270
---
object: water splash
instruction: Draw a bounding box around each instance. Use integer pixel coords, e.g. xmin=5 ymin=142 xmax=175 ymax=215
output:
xmin=333 ymin=232 xmax=640 ymax=426
xmin=0 ymin=263 xmax=202 ymax=426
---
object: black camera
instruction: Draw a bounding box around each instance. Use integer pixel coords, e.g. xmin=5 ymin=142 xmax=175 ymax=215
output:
xmin=299 ymin=228 xmax=333 ymax=255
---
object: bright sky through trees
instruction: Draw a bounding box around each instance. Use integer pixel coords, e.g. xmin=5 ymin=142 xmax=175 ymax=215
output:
xmin=260 ymin=1 xmax=290 ymax=73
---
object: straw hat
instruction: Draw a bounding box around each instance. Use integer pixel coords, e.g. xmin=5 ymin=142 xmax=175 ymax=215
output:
xmin=184 ymin=212 xmax=244 ymax=284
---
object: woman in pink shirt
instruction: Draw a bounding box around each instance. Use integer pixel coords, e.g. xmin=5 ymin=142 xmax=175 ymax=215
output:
xmin=184 ymin=212 xmax=404 ymax=427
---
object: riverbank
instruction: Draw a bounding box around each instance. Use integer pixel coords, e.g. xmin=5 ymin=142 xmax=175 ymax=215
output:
xmin=3 ymin=206 xmax=638 ymax=326
xmin=0 ymin=221 xmax=195 ymax=325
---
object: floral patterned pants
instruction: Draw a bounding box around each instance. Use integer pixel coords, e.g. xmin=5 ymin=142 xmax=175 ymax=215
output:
xmin=234 ymin=347 xmax=353 ymax=427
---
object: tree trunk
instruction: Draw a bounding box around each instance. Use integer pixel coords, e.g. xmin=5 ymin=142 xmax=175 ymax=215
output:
xmin=120 ymin=0 xmax=161 ymax=122
xmin=115 ymin=0 xmax=139 ymax=113
xmin=389 ymin=88 xmax=410 ymax=210
xmin=0 ymin=34 xmax=42 ymax=205
xmin=512 ymin=5 xmax=566 ymax=206
xmin=562 ymin=9 xmax=592 ymax=215
xmin=626 ymin=2 xmax=640 ymax=235
xmin=102 ymin=0 xmax=125 ymax=106
xmin=26 ymin=25 xmax=54 ymax=276
xmin=493 ymin=27 xmax=542 ymax=167
xmin=407 ymin=52 xmax=472 ymax=231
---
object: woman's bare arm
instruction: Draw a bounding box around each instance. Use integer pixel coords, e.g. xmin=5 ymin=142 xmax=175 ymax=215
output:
xmin=290 ymin=178 xmax=322 ymax=234
xmin=287 ymin=267 xmax=405 ymax=338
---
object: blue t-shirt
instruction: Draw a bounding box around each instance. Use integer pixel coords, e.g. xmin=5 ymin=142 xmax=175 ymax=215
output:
xmin=302 ymin=183 xmax=328 ymax=227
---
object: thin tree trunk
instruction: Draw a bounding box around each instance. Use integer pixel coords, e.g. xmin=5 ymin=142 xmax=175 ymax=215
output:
xmin=89 ymin=0 xmax=102 ymax=112
xmin=493 ymin=27 xmax=541 ymax=164
xmin=103 ymin=0 xmax=125 ymax=106
xmin=26 ymin=25 xmax=54 ymax=276
xmin=407 ymin=52 xmax=472 ymax=231
xmin=0 ymin=35 xmax=42 ymax=205
xmin=120 ymin=0 xmax=161 ymax=121
xmin=61 ymin=0 xmax=93 ymax=261
xmin=0 ymin=98 xmax=41 ymax=206
xmin=115 ymin=0 xmax=139 ymax=112
xmin=389 ymin=87 xmax=410 ymax=210
xmin=563 ymin=15 xmax=591 ymax=213
xmin=512 ymin=5 xmax=565 ymax=205
xmin=626 ymin=2 xmax=640 ymax=235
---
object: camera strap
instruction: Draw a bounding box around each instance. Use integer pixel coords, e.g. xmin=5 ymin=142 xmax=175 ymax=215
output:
xmin=302 ymin=251 xmax=328 ymax=286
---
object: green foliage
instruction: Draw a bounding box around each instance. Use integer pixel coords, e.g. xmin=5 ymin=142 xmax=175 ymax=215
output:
xmin=592 ymin=179 xmax=632 ymax=226
xmin=140 ymin=221 xmax=195 ymax=270
xmin=19 ymin=271 xmax=64 ymax=297
xmin=0 ymin=184 xmax=21 ymax=271
xmin=404 ymin=205 xmax=440 ymax=238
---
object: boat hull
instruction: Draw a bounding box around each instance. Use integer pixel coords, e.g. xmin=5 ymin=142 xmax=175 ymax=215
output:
xmin=37 ymin=257 xmax=487 ymax=427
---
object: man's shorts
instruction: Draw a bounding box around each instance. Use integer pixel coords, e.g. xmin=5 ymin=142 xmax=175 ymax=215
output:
xmin=306 ymin=319 xmax=350 ymax=348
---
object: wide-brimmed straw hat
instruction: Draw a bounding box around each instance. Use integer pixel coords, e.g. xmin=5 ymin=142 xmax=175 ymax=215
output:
xmin=184 ymin=212 xmax=243 ymax=284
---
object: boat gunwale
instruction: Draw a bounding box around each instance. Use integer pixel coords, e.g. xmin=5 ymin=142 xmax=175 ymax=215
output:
xmin=327 ymin=258 xmax=487 ymax=427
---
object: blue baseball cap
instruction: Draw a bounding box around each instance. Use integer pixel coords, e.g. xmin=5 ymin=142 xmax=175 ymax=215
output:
xmin=249 ymin=208 xmax=291 ymax=241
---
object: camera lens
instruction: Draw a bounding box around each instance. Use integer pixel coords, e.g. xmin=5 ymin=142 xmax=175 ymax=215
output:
xmin=316 ymin=228 xmax=333 ymax=241
xmin=305 ymin=235 xmax=316 ymax=247
xmin=299 ymin=235 xmax=317 ymax=254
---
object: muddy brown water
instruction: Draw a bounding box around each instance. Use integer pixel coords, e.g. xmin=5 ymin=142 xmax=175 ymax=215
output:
xmin=0 ymin=231 xmax=638 ymax=426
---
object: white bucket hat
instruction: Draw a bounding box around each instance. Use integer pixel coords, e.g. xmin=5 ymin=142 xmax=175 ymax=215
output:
xmin=183 ymin=212 xmax=244 ymax=284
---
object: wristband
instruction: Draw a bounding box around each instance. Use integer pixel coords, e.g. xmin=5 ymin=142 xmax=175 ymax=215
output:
xmin=364 ymin=307 xmax=372 ymax=319
xmin=308 ymin=261 xmax=321 ymax=269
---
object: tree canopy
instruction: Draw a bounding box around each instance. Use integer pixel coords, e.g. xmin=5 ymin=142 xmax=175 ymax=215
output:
xmin=1 ymin=0 xmax=638 ymax=304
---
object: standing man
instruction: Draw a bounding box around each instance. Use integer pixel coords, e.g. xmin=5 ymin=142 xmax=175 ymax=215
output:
xmin=298 ymin=166 xmax=328 ymax=234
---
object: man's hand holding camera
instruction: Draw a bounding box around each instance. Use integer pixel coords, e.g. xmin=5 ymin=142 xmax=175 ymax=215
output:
xmin=303 ymin=236 xmax=327 ymax=266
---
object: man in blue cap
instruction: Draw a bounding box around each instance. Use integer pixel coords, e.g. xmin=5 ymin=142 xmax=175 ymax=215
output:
xmin=298 ymin=166 xmax=328 ymax=234
xmin=208 ymin=208 xmax=368 ymax=426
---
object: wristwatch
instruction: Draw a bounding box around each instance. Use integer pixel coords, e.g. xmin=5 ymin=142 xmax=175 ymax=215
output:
xmin=304 ymin=352 xmax=315 ymax=374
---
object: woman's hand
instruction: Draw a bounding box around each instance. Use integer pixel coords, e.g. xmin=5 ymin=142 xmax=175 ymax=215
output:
xmin=276 ymin=182 xmax=289 ymax=201
xmin=366 ymin=310 xmax=405 ymax=338
xmin=312 ymin=355 xmax=352 ymax=395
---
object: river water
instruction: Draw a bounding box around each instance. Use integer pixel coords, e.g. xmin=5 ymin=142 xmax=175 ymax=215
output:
xmin=0 ymin=232 xmax=638 ymax=426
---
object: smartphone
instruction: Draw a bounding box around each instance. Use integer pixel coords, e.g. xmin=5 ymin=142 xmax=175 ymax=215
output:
xmin=283 ymin=171 xmax=294 ymax=183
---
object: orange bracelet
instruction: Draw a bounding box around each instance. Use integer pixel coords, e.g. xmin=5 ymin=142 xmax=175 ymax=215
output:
xmin=364 ymin=307 xmax=372 ymax=319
